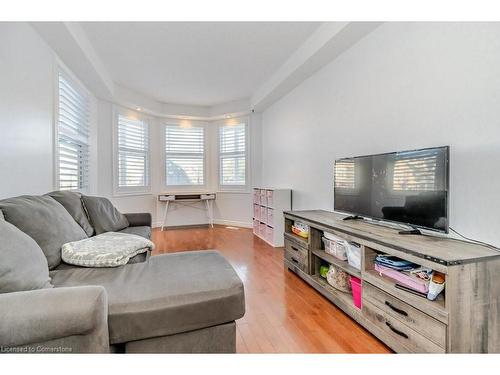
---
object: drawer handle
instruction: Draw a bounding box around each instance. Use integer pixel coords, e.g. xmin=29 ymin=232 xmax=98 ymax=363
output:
xmin=291 ymin=246 xmax=299 ymax=252
xmin=385 ymin=301 xmax=408 ymax=316
xmin=385 ymin=321 xmax=409 ymax=339
xmin=291 ymin=257 xmax=299 ymax=264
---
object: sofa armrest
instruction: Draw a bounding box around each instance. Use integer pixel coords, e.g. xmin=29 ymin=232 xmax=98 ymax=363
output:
xmin=125 ymin=213 xmax=152 ymax=227
xmin=0 ymin=286 xmax=109 ymax=352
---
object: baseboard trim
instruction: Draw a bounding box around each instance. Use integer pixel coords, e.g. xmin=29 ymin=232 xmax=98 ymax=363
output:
xmin=152 ymin=220 xmax=253 ymax=229
xmin=214 ymin=219 xmax=253 ymax=228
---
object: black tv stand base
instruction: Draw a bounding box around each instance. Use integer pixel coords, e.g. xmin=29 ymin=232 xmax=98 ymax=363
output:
xmin=398 ymin=228 xmax=423 ymax=235
xmin=342 ymin=215 xmax=363 ymax=221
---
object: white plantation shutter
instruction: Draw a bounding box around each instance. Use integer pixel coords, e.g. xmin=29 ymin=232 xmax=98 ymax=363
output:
xmin=393 ymin=149 xmax=438 ymax=191
xmin=165 ymin=125 xmax=205 ymax=186
xmin=117 ymin=115 xmax=149 ymax=189
xmin=219 ymin=123 xmax=247 ymax=186
xmin=334 ymin=159 xmax=355 ymax=189
xmin=57 ymin=73 xmax=90 ymax=191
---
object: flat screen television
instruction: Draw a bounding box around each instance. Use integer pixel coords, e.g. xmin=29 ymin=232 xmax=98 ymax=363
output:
xmin=334 ymin=146 xmax=449 ymax=233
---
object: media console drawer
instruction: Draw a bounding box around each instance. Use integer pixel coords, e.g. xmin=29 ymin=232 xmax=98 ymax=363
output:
xmin=363 ymin=282 xmax=446 ymax=348
xmin=284 ymin=239 xmax=308 ymax=272
xmin=363 ymin=299 xmax=445 ymax=353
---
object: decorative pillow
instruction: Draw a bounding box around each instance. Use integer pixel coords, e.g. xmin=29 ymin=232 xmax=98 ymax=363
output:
xmin=81 ymin=196 xmax=129 ymax=235
xmin=46 ymin=190 xmax=95 ymax=237
xmin=0 ymin=196 xmax=88 ymax=269
xmin=0 ymin=219 xmax=53 ymax=293
xmin=61 ymin=232 xmax=154 ymax=267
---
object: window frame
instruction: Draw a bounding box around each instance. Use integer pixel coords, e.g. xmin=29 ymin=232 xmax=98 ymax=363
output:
xmin=53 ymin=64 xmax=94 ymax=193
xmin=112 ymin=106 xmax=152 ymax=196
xmin=162 ymin=120 xmax=209 ymax=192
xmin=217 ymin=118 xmax=250 ymax=192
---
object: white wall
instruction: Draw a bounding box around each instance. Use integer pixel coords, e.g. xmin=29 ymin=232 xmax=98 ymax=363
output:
xmin=0 ymin=22 xmax=256 ymax=229
xmin=261 ymin=22 xmax=500 ymax=247
xmin=0 ymin=23 xmax=56 ymax=198
xmin=97 ymin=100 xmax=260 ymax=227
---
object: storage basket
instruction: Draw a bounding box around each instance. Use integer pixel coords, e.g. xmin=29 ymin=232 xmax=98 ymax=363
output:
xmin=291 ymin=221 xmax=309 ymax=238
xmin=350 ymin=276 xmax=362 ymax=309
xmin=346 ymin=243 xmax=361 ymax=270
xmin=266 ymin=190 xmax=273 ymax=206
xmin=326 ymin=265 xmax=351 ymax=292
xmin=322 ymin=236 xmax=348 ymax=260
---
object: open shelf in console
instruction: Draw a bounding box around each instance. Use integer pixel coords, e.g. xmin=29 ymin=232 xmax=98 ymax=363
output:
xmin=363 ymin=246 xmax=448 ymax=323
xmin=311 ymin=249 xmax=361 ymax=278
xmin=309 ymin=226 xmax=362 ymax=278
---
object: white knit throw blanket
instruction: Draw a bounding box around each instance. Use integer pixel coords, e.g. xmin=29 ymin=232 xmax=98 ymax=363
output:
xmin=62 ymin=232 xmax=154 ymax=267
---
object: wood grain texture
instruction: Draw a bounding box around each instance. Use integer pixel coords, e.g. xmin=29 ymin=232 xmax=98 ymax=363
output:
xmin=446 ymin=259 xmax=500 ymax=353
xmin=285 ymin=210 xmax=500 ymax=265
xmin=285 ymin=209 xmax=500 ymax=353
xmin=152 ymin=225 xmax=391 ymax=353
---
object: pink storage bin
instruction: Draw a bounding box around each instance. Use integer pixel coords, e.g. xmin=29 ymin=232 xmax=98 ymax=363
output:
xmin=260 ymin=190 xmax=267 ymax=205
xmin=374 ymin=264 xmax=429 ymax=293
xmin=260 ymin=206 xmax=267 ymax=223
xmin=350 ymin=276 xmax=362 ymax=309
xmin=253 ymin=219 xmax=259 ymax=235
xmin=266 ymin=226 xmax=273 ymax=243
xmin=259 ymin=223 xmax=266 ymax=238
xmin=267 ymin=208 xmax=274 ymax=225
xmin=253 ymin=189 xmax=260 ymax=204
xmin=253 ymin=204 xmax=260 ymax=220
xmin=266 ymin=190 xmax=273 ymax=206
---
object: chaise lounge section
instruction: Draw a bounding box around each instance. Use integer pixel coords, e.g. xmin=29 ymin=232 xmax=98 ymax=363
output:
xmin=0 ymin=192 xmax=245 ymax=353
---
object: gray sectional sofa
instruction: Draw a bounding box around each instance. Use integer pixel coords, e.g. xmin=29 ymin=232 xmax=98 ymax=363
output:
xmin=0 ymin=191 xmax=245 ymax=353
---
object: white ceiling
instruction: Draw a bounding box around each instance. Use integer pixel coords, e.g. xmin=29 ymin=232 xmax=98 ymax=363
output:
xmin=80 ymin=22 xmax=321 ymax=106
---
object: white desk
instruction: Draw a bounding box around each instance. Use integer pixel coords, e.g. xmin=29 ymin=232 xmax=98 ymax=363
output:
xmin=158 ymin=193 xmax=216 ymax=231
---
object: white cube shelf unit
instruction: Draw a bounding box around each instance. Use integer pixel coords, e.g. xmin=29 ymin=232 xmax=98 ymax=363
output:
xmin=252 ymin=188 xmax=292 ymax=247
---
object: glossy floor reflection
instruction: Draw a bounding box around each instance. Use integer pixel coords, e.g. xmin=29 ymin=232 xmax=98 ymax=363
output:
xmin=152 ymin=225 xmax=391 ymax=353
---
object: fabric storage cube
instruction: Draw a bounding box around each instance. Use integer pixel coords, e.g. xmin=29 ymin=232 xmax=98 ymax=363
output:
xmin=253 ymin=189 xmax=260 ymax=204
xmin=253 ymin=204 xmax=260 ymax=220
xmin=266 ymin=226 xmax=273 ymax=243
xmin=266 ymin=190 xmax=273 ymax=207
xmin=267 ymin=208 xmax=274 ymax=226
xmin=260 ymin=206 xmax=267 ymax=223
xmin=253 ymin=219 xmax=259 ymax=235
xmin=259 ymin=223 xmax=266 ymax=238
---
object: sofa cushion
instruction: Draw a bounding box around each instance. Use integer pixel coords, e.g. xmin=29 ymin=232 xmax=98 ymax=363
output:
xmin=119 ymin=226 xmax=152 ymax=240
xmin=0 ymin=219 xmax=53 ymax=293
xmin=0 ymin=209 xmax=4 ymax=221
xmin=46 ymin=191 xmax=95 ymax=237
xmin=82 ymin=196 xmax=129 ymax=235
xmin=0 ymin=196 xmax=88 ymax=269
xmin=50 ymin=250 xmax=245 ymax=344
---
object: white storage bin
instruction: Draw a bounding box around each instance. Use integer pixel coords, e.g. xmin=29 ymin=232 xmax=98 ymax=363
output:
xmin=346 ymin=243 xmax=362 ymax=270
xmin=322 ymin=235 xmax=348 ymax=260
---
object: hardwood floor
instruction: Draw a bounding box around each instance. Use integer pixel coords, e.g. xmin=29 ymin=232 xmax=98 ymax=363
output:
xmin=152 ymin=225 xmax=391 ymax=353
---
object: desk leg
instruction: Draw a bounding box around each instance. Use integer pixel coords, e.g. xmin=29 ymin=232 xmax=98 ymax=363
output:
xmin=206 ymin=200 xmax=214 ymax=228
xmin=161 ymin=201 xmax=169 ymax=231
